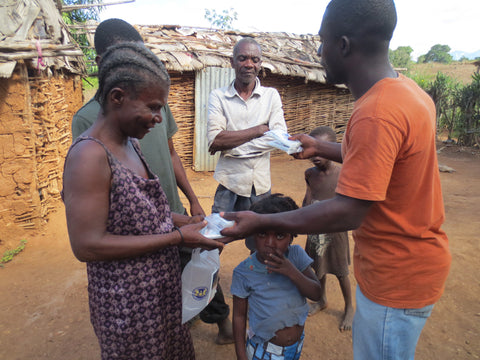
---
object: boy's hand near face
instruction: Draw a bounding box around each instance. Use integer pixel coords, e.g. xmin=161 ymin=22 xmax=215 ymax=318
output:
xmin=267 ymin=248 xmax=323 ymax=301
xmin=265 ymin=248 xmax=296 ymax=276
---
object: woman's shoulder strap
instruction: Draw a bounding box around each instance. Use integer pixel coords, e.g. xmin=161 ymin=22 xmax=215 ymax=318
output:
xmin=66 ymin=136 xmax=115 ymax=166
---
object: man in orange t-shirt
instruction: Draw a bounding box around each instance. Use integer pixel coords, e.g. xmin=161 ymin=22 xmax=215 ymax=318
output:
xmin=222 ymin=0 xmax=451 ymax=359
xmin=338 ymin=74 xmax=450 ymax=310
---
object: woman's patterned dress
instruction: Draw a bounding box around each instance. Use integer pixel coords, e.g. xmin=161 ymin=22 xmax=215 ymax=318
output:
xmin=66 ymin=137 xmax=195 ymax=360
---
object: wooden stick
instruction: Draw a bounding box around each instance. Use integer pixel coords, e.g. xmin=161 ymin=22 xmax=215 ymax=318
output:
xmin=0 ymin=50 xmax=84 ymax=61
xmin=61 ymin=0 xmax=135 ymax=12
xmin=0 ymin=42 xmax=77 ymax=52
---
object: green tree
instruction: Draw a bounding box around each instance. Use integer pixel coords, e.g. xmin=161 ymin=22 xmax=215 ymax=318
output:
xmin=426 ymin=72 xmax=460 ymax=139
xmin=62 ymin=0 xmax=101 ymax=23
xmin=456 ymin=73 xmax=480 ymax=146
xmin=204 ymin=8 xmax=238 ymax=30
xmin=425 ymin=72 xmax=480 ymax=146
xmin=61 ymin=0 xmax=102 ymax=74
xmin=389 ymin=46 xmax=413 ymax=68
xmin=422 ymin=44 xmax=453 ymax=64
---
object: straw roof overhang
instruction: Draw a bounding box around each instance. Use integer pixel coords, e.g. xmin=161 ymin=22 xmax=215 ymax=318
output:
xmin=137 ymin=25 xmax=327 ymax=84
xmin=0 ymin=0 xmax=86 ymax=78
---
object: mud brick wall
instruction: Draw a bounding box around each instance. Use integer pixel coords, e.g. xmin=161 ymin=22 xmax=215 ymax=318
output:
xmin=0 ymin=62 xmax=82 ymax=232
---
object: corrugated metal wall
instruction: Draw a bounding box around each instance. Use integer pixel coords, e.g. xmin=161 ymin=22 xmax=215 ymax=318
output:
xmin=194 ymin=67 xmax=236 ymax=171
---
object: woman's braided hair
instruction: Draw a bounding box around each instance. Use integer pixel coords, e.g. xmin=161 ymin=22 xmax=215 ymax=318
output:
xmin=95 ymin=41 xmax=170 ymax=109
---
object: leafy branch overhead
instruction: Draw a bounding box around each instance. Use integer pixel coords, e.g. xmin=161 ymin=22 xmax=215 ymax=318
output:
xmin=204 ymin=8 xmax=238 ymax=30
xmin=61 ymin=0 xmax=103 ymax=74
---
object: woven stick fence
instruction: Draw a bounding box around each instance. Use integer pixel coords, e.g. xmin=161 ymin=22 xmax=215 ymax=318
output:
xmin=261 ymin=74 xmax=353 ymax=142
xmin=168 ymin=71 xmax=196 ymax=168
xmin=27 ymin=73 xmax=81 ymax=226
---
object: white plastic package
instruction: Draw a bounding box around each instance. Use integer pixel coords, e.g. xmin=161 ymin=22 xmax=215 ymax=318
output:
xmin=181 ymin=248 xmax=220 ymax=324
xmin=199 ymin=213 xmax=235 ymax=239
xmin=265 ymin=130 xmax=303 ymax=154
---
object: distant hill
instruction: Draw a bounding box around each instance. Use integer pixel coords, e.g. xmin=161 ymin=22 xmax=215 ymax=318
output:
xmin=450 ymin=50 xmax=480 ymax=60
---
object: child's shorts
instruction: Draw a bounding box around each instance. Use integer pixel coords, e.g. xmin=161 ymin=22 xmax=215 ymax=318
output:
xmin=246 ymin=332 xmax=304 ymax=360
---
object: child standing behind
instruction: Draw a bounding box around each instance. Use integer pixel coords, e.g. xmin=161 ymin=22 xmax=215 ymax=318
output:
xmin=303 ymin=126 xmax=354 ymax=332
xmin=231 ymin=194 xmax=322 ymax=360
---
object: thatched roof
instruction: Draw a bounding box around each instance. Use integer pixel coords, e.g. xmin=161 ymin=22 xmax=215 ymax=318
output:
xmin=0 ymin=0 xmax=86 ymax=78
xmin=137 ymin=25 xmax=326 ymax=84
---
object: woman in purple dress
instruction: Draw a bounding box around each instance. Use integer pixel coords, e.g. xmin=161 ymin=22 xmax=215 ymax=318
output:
xmin=62 ymin=42 xmax=224 ymax=360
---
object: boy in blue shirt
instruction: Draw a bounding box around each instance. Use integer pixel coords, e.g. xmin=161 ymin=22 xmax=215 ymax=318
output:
xmin=231 ymin=194 xmax=322 ymax=360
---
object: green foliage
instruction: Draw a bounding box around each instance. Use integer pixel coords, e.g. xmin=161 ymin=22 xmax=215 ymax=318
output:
xmin=62 ymin=0 xmax=102 ymax=74
xmin=405 ymin=71 xmax=432 ymax=91
xmin=389 ymin=46 xmax=413 ymax=68
xmin=204 ymin=8 xmax=238 ymax=30
xmin=421 ymin=44 xmax=453 ymax=64
xmin=416 ymin=71 xmax=480 ymax=146
xmin=62 ymin=0 xmax=101 ymax=22
xmin=1 ymin=240 xmax=27 ymax=266
xmin=416 ymin=54 xmax=426 ymax=64
xmin=455 ymin=73 xmax=480 ymax=146
xmin=427 ymin=72 xmax=461 ymax=139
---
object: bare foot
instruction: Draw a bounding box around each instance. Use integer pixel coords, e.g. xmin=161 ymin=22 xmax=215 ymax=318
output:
xmin=339 ymin=305 xmax=354 ymax=332
xmin=215 ymin=318 xmax=235 ymax=345
xmin=215 ymin=334 xmax=235 ymax=345
xmin=308 ymin=301 xmax=328 ymax=316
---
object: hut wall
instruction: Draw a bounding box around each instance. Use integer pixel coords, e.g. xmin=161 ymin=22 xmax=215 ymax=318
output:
xmin=260 ymin=74 xmax=354 ymax=146
xmin=168 ymin=71 xmax=196 ymax=168
xmin=0 ymin=64 xmax=39 ymax=230
xmin=0 ymin=62 xmax=82 ymax=233
xmin=29 ymin=69 xmax=83 ymax=223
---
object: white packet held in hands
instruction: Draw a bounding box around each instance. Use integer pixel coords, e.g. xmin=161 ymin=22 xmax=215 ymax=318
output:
xmin=265 ymin=130 xmax=303 ymax=154
xmin=200 ymin=213 xmax=235 ymax=239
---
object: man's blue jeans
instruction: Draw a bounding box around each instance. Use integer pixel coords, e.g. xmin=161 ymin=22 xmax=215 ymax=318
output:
xmin=353 ymin=286 xmax=434 ymax=360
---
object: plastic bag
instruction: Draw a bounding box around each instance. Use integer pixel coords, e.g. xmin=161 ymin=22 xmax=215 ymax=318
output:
xmin=181 ymin=248 xmax=220 ymax=324
xmin=199 ymin=213 xmax=235 ymax=239
xmin=265 ymin=130 xmax=303 ymax=155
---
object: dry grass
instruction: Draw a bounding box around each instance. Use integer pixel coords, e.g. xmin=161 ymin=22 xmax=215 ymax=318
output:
xmin=407 ymin=61 xmax=478 ymax=84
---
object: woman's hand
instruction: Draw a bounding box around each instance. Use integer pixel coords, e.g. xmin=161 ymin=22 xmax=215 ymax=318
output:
xmin=172 ymin=213 xmax=204 ymax=227
xmin=179 ymin=221 xmax=224 ymax=251
xmin=187 ymin=214 xmax=205 ymax=224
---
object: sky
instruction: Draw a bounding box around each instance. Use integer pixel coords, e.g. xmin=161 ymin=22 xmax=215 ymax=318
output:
xmin=99 ymin=0 xmax=478 ymax=60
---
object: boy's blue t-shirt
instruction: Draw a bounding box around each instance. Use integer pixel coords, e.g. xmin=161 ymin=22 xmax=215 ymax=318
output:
xmin=230 ymin=244 xmax=313 ymax=344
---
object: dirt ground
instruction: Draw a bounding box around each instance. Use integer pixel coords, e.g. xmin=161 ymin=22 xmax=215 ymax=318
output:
xmin=0 ymin=145 xmax=479 ymax=360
